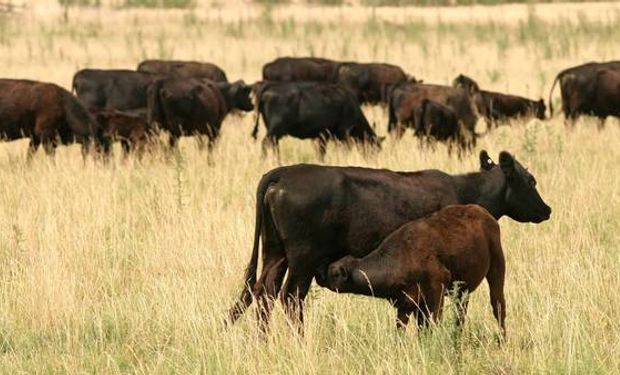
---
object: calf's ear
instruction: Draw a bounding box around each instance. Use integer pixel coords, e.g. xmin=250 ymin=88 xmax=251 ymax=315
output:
xmin=479 ymin=150 xmax=496 ymax=171
xmin=499 ymin=151 xmax=516 ymax=178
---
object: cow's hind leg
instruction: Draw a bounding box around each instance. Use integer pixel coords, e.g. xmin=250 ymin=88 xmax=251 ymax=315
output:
xmin=254 ymin=258 xmax=288 ymax=335
xmin=280 ymin=267 xmax=314 ymax=336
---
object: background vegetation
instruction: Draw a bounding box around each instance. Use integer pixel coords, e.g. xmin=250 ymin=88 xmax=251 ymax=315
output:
xmin=0 ymin=1 xmax=619 ymax=373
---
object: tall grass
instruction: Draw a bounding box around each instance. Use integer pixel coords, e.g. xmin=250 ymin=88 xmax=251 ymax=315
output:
xmin=1 ymin=2 xmax=620 ymax=373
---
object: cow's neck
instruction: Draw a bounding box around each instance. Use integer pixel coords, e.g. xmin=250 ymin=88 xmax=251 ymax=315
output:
xmin=452 ymin=169 xmax=506 ymax=219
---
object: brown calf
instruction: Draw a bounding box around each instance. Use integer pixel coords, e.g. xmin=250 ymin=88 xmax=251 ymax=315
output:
xmin=327 ymin=204 xmax=506 ymax=338
xmin=93 ymin=109 xmax=152 ymax=155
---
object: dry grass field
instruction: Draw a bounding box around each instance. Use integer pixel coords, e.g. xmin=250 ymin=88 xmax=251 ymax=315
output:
xmin=0 ymin=1 xmax=620 ymax=373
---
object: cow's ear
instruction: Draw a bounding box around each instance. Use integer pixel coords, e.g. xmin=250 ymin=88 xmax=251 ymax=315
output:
xmin=479 ymin=150 xmax=496 ymax=171
xmin=499 ymin=151 xmax=516 ymax=178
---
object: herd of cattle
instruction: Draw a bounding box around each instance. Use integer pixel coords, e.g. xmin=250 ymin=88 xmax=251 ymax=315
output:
xmin=7 ymin=55 xmax=617 ymax=339
xmin=1 ymin=57 xmax=618 ymax=159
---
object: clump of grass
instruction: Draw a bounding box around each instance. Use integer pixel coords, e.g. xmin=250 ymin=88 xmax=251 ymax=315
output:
xmin=123 ymin=0 xmax=195 ymax=8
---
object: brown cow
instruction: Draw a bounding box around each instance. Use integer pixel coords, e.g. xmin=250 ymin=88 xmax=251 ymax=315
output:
xmin=334 ymin=62 xmax=411 ymax=104
xmin=137 ymin=60 xmax=228 ymax=82
xmin=588 ymin=69 xmax=620 ymax=128
xmin=0 ymin=79 xmax=107 ymax=157
xmin=93 ymin=109 xmax=152 ymax=156
xmin=147 ymin=78 xmax=253 ymax=150
xmin=326 ymin=204 xmax=506 ymax=338
xmin=387 ymin=82 xmax=480 ymax=143
xmin=262 ymin=57 xmax=339 ymax=82
xmin=547 ymin=60 xmax=620 ymax=122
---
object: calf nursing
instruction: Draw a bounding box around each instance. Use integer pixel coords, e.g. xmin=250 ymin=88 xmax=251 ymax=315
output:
xmin=327 ymin=204 xmax=506 ymax=337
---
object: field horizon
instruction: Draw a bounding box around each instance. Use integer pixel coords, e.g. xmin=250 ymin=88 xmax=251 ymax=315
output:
xmin=0 ymin=2 xmax=619 ymax=374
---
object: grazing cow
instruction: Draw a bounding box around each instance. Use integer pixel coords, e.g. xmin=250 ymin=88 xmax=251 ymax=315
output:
xmin=413 ymin=99 xmax=471 ymax=155
xmin=147 ymin=78 xmax=253 ymax=149
xmin=227 ymin=151 xmax=551 ymax=333
xmin=72 ymin=69 xmax=160 ymax=112
xmin=0 ymin=79 xmax=107 ymax=157
xmin=93 ymin=109 xmax=152 ymax=155
xmin=453 ymin=74 xmax=546 ymax=126
xmin=547 ymin=60 xmax=620 ymax=123
xmin=387 ymin=82 xmax=480 ymax=141
xmin=333 ymin=62 xmax=410 ymax=104
xmin=262 ymin=57 xmax=339 ymax=82
xmin=326 ymin=204 xmax=506 ymax=338
xmin=588 ymin=69 xmax=620 ymax=125
xmin=251 ymin=81 xmax=381 ymax=157
xmin=137 ymin=59 xmax=228 ymax=82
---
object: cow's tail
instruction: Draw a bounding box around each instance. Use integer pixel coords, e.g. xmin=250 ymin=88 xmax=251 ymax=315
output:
xmin=415 ymin=99 xmax=429 ymax=132
xmin=147 ymin=79 xmax=165 ymax=127
xmin=251 ymin=82 xmax=268 ymax=140
xmin=548 ymin=73 xmax=561 ymax=118
xmin=251 ymin=100 xmax=261 ymax=140
xmin=226 ymin=172 xmax=276 ymax=326
xmin=386 ymin=85 xmax=398 ymax=134
xmin=71 ymin=71 xmax=80 ymax=95
xmin=61 ymin=88 xmax=106 ymax=150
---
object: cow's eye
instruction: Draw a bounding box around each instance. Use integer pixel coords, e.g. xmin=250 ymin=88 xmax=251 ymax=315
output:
xmin=530 ymin=178 xmax=537 ymax=188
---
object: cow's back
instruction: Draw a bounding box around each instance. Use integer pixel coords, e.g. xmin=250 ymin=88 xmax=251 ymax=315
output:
xmin=263 ymin=164 xmax=458 ymax=257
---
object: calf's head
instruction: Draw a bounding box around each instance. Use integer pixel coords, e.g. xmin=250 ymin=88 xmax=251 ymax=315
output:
xmin=485 ymin=151 xmax=551 ymax=223
xmin=327 ymin=256 xmax=364 ymax=294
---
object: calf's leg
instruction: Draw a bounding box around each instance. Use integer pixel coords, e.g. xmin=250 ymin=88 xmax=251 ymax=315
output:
xmin=487 ymin=263 xmax=506 ymax=340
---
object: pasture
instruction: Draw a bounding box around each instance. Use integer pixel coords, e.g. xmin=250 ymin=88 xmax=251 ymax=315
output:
xmin=1 ymin=1 xmax=620 ymax=373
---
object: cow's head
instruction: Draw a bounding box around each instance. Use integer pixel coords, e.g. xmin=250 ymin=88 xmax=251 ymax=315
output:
xmin=225 ymin=80 xmax=254 ymax=112
xmin=452 ymin=74 xmax=480 ymax=94
xmin=483 ymin=151 xmax=552 ymax=223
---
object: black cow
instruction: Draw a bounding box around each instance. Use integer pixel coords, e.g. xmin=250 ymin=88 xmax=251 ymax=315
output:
xmin=227 ymin=151 xmax=551 ymax=333
xmin=137 ymin=60 xmax=228 ymax=82
xmin=413 ymin=99 xmax=471 ymax=155
xmin=453 ymin=74 xmax=546 ymax=126
xmin=72 ymin=69 xmax=160 ymax=112
xmin=0 ymin=79 xmax=107 ymax=157
xmin=147 ymin=78 xmax=253 ymax=150
xmin=547 ymin=60 xmax=620 ymax=123
xmin=262 ymin=57 xmax=339 ymax=82
xmin=251 ymin=81 xmax=381 ymax=157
